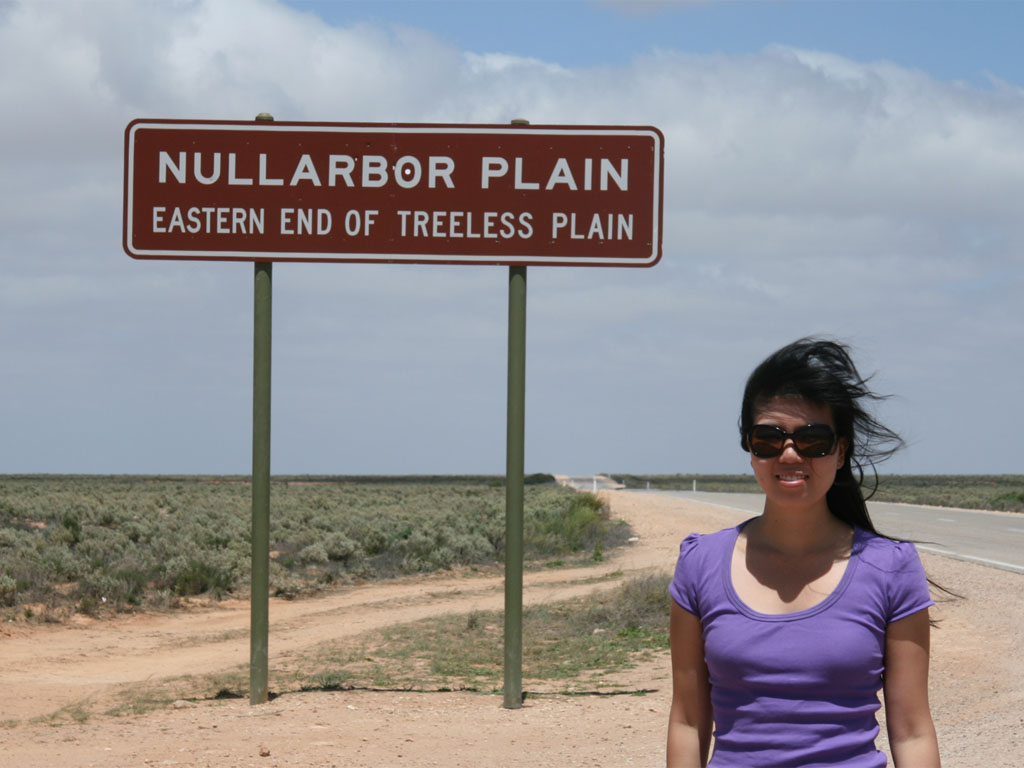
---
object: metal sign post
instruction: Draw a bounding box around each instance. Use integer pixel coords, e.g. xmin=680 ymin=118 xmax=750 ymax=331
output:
xmin=503 ymin=263 xmax=527 ymax=708
xmin=250 ymin=113 xmax=276 ymax=706
xmin=250 ymin=258 xmax=271 ymax=704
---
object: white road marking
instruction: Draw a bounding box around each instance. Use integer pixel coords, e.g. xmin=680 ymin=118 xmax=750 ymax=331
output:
xmin=916 ymin=544 xmax=1024 ymax=574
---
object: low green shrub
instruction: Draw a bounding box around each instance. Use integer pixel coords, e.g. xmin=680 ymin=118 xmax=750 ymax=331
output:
xmin=0 ymin=573 xmax=17 ymax=607
xmin=0 ymin=475 xmax=634 ymax=620
xmin=168 ymin=557 xmax=235 ymax=598
xmin=989 ymin=491 xmax=1024 ymax=512
xmin=611 ymin=473 xmax=1024 ymax=512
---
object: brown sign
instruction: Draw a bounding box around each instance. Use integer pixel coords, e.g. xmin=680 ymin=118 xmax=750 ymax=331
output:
xmin=123 ymin=120 xmax=664 ymax=266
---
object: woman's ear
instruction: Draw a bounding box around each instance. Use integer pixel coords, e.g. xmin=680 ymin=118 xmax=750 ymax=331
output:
xmin=836 ymin=437 xmax=848 ymax=468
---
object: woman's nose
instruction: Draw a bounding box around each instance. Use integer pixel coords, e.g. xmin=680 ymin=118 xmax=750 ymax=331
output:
xmin=777 ymin=441 xmax=802 ymax=461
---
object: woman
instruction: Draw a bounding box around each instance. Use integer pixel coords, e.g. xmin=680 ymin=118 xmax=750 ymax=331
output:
xmin=667 ymin=338 xmax=940 ymax=767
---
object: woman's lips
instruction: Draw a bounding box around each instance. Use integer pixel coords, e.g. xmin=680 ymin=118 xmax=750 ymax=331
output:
xmin=776 ymin=472 xmax=808 ymax=486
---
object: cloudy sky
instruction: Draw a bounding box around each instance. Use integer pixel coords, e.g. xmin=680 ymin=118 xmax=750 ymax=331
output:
xmin=1 ymin=0 xmax=1022 ymax=477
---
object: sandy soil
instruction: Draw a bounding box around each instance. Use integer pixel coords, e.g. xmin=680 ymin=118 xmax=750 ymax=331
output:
xmin=1 ymin=490 xmax=1021 ymax=767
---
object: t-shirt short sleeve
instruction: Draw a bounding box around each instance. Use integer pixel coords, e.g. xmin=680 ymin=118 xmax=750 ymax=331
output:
xmin=669 ymin=533 xmax=704 ymax=616
xmin=885 ymin=540 xmax=934 ymax=623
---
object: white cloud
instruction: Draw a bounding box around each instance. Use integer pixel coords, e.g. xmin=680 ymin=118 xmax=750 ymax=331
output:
xmin=1 ymin=0 xmax=1022 ymax=473
xmin=463 ymin=52 xmax=571 ymax=76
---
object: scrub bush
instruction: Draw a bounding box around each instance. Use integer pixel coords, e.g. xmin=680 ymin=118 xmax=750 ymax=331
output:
xmin=299 ymin=542 xmax=330 ymax=565
xmin=169 ymin=558 xmax=235 ymax=598
xmin=0 ymin=475 xmax=633 ymax=620
xmin=0 ymin=573 xmax=17 ymax=607
xmin=989 ymin=490 xmax=1024 ymax=512
xmin=525 ymin=491 xmax=624 ymax=558
xmin=611 ymin=473 xmax=1024 ymax=512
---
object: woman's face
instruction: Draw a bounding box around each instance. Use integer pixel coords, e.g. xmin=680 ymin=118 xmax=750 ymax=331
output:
xmin=748 ymin=396 xmax=846 ymax=514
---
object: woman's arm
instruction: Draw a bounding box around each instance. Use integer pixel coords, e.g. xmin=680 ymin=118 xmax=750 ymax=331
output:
xmin=667 ymin=601 xmax=712 ymax=768
xmin=883 ymin=608 xmax=940 ymax=767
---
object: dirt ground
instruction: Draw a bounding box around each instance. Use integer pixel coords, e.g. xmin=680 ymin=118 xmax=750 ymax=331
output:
xmin=1 ymin=490 xmax=1021 ymax=767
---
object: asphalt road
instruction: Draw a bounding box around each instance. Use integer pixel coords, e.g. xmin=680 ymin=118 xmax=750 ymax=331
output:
xmin=624 ymin=489 xmax=1024 ymax=575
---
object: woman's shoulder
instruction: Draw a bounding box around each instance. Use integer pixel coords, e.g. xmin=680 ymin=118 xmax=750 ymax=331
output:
xmin=678 ymin=522 xmax=746 ymax=558
xmin=855 ymin=528 xmax=926 ymax=574
xmin=680 ymin=523 xmax=743 ymax=546
xmin=672 ymin=524 xmax=744 ymax=613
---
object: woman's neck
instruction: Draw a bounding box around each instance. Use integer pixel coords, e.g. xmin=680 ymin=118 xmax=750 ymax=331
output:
xmin=749 ymin=503 xmax=851 ymax=557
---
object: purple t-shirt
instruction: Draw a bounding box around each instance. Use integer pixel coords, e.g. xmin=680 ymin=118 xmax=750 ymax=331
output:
xmin=670 ymin=521 xmax=933 ymax=768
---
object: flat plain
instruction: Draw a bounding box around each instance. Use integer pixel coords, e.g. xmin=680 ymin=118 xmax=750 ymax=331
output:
xmin=1 ymin=489 xmax=1020 ymax=767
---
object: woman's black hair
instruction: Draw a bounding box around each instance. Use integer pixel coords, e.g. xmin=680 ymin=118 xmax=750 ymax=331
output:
xmin=738 ymin=337 xmax=903 ymax=533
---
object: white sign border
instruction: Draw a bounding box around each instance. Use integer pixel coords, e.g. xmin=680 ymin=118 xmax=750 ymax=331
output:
xmin=124 ymin=122 xmax=663 ymax=267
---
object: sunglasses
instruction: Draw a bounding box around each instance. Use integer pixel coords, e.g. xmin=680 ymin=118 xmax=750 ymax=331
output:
xmin=747 ymin=424 xmax=837 ymax=459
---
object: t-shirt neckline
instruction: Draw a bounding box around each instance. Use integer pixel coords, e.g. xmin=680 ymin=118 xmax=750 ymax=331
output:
xmin=722 ymin=519 xmax=863 ymax=622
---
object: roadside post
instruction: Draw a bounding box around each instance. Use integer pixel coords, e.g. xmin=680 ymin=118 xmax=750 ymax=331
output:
xmin=504 ymin=262 xmax=527 ymax=707
xmin=249 ymin=110 xmax=275 ymax=704
xmin=250 ymin=256 xmax=271 ymax=704
xmin=503 ymin=117 xmax=529 ymax=709
xmin=123 ymin=117 xmax=664 ymax=708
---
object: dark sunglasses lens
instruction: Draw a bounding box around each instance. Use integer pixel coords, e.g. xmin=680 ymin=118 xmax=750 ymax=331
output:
xmin=793 ymin=426 xmax=835 ymax=457
xmin=749 ymin=426 xmax=784 ymax=458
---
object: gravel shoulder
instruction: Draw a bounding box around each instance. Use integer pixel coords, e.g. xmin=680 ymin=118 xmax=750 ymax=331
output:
xmin=1 ymin=491 xmax=1020 ymax=767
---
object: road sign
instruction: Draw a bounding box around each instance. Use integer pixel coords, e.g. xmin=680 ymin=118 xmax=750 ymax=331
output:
xmin=123 ymin=120 xmax=664 ymax=266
